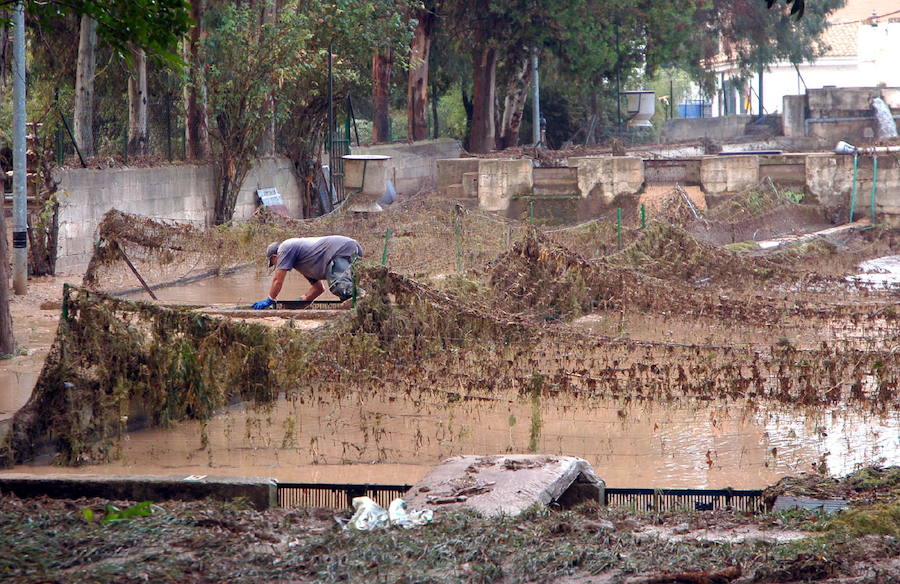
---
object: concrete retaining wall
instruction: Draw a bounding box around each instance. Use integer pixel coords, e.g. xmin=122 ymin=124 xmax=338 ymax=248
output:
xmin=54 ymin=157 xmax=302 ymax=274
xmin=478 ymin=159 xmax=533 ymax=211
xmin=352 ymin=139 xmax=462 ymax=196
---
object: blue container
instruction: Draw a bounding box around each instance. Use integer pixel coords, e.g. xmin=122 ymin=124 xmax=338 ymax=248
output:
xmin=678 ymin=102 xmax=711 ymax=119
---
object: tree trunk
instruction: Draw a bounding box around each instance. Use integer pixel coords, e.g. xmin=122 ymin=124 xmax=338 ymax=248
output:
xmin=73 ymin=15 xmax=98 ymax=158
xmin=468 ymin=46 xmax=497 ymax=153
xmin=406 ymin=10 xmax=433 ymax=142
xmin=372 ymin=49 xmax=393 ymax=144
xmin=184 ymin=0 xmax=210 ymax=159
xmin=0 ymin=18 xmax=14 ymax=355
xmin=258 ymin=0 xmax=276 ymax=156
xmin=498 ymin=53 xmax=532 ymax=150
xmin=127 ymin=47 xmax=148 ymax=156
xmin=431 ymin=82 xmax=439 ymax=139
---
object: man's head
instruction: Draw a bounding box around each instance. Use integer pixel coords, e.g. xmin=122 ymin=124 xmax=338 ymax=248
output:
xmin=266 ymin=241 xmax=281 ymax=268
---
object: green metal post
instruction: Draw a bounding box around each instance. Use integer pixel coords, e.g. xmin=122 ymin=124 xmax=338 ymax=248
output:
xmin=870 ymin=156 xmax=878 ymax=224
xmin=62 ymin=283 xmax=69 ymax=320
xmin=529 ymin=200 xmax=535 ymax=224
xmin=351 ymin=258 xmax=358 ymax=308
xmin=381 ymin=228 xmax=392 ymax=266
xmin=344 ymin=112 xmax=351 ymax=154
xmin=617 ymin=207 xmax=622 ymax=249
xmin=849 ymin=153 xmax=859 ymax=222
xmin=455 ymin=215 xmax=463 ymax=275
xmin=640 ymin=203 xmax=646 ymax=229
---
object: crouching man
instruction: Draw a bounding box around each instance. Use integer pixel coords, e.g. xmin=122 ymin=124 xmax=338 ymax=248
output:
xmin=252 ymin=235 xmax=363 ymax=309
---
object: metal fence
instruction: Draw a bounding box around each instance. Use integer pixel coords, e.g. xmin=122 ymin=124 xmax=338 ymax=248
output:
xmin=278 ymin=483 xmax=410 ymax=510
xmin=276 ymin=483 xmax=766 ymax=513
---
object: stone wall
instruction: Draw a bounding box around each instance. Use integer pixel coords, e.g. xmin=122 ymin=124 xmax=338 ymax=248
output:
xmin=53 ymin=157 xmax=301 ymax=274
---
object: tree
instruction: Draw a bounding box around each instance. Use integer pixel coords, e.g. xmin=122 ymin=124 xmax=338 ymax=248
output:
xmin=0 ymin=15 xmax=12 ymax=356
xmin=203 ymin=1 xmax=314 ymax=224
xmin=692 ymin=0 xmax=843 ymax=92
xmin=127 ymin=47 xmax=148 ymax=156
xmin=73 ymin=14 xmax=97 ymax=157
xmin=184 ymin=0 xmax=210 ymax=159
xmin=372 ymin=48 xmax=394 ymax=143
xmin=406 ymin=3 xmax=435 ymax=142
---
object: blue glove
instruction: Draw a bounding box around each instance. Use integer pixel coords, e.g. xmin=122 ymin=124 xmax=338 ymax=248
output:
xmin=252 ymin=297 xmax=275 ymax=310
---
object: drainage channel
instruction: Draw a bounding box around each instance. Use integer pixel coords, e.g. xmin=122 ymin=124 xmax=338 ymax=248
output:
xmin=276 ymin=483 xmax=766 ymax=513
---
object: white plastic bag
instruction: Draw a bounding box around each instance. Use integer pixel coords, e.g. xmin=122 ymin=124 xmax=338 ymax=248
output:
xmin=345 ymin=497 xmax=434 ymax=531
xmin=388 ymin=498 xmax=434 ymax=529
xmin=347 ymin=496 xmax=390 ymax=530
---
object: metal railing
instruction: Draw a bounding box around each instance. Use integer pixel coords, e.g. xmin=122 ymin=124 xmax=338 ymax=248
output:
xmin=276 ymin=483 xmax=765 ymax=513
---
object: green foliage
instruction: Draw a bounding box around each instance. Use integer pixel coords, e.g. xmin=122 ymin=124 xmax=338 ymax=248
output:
xmin=25 ymin=0 xmax=192 ymax=65
xmin=82 ymin=501 xmax=156 ymax=525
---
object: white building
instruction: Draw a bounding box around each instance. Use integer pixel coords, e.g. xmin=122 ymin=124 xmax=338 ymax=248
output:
xmin=709 ymin=0 xmax=900 ymax=117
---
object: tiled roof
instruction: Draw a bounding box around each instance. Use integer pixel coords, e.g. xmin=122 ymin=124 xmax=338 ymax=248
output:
xmin=819 ymin=22 xmax=858 ymax=57
xmin=828 ymin=0 xmax=900 ymax=24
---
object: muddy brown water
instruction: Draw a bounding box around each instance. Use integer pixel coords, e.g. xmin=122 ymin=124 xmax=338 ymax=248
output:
xmin=3 ymin=273 xmax=898 ymax=490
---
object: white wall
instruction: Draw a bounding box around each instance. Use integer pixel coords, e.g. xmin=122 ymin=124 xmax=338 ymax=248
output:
xmin=53 ymin=157 xmax=302 ymax=274
xmin=711 ymin=21 xmax=900 ymax=116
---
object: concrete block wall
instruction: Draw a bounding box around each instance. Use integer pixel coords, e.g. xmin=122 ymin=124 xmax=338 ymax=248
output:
xmin=54 ymin=157 xmax=301 ymax=274
xmin=352 ymin=138 xmax=462 ymax=195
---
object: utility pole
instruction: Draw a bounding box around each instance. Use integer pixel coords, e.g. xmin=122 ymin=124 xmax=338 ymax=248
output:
xmin=12 ymin=1 xmax=27 ymax=295
xmin=531 ymin=48 xmax=540 ymax=146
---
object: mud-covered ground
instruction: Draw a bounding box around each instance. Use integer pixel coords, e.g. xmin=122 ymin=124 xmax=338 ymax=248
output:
xmin=1 ymin=468 xmax=897 ymax=584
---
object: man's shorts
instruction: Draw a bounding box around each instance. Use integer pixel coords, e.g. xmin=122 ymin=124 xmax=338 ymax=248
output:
xmin=326 ymin=255 xmax=356 ymax=300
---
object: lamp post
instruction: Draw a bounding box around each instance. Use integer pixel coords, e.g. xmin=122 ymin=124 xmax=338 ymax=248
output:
xmin=12 ymin=1 xmax=27 ymax=295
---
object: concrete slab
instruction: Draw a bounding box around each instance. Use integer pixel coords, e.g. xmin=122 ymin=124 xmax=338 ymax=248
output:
xmin=404 ymin=455 xmax=604 ymax=517
xmin=0 ymin=473 xmax=278 ymax=510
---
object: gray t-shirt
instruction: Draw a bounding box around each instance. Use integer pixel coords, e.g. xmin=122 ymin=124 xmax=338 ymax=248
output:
xmin=275 ymin=236 xmax=363 ymax=283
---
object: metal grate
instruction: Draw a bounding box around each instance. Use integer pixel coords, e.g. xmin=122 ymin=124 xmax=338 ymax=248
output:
xmin=276 ymin=483 xmax=765 ymax=513
xmin=277 ymin=483 xmax=411 ymax=510
xmin=604 ymin=488 xmax=764 ymax=513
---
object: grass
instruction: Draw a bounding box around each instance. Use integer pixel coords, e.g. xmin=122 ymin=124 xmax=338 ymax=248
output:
xmin=2 ymin=490 xmax=898 ymax=584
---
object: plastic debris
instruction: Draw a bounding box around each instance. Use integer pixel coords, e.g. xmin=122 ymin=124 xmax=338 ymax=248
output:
xmin=346 ymin=496 xmax=433 ymax=531
xmin=388 ymin=498 xmax=434 ymax=529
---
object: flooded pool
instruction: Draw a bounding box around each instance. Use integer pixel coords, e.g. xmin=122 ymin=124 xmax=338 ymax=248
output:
xmin=10 ymin=384 xmax=897 ymax=489
xmin=5 ymin=270 xmax=897 ymax=491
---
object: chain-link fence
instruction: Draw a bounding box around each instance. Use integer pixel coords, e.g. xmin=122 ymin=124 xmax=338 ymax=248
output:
xmin=54 ymin=93 xmax=186 ymax=165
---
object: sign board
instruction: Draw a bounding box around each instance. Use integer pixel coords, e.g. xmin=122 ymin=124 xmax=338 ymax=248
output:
xmin=256 ymin=187 xmax=289 ymax=216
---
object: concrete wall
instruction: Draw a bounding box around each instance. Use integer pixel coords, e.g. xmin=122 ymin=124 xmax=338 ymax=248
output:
xmin=53 ymin=157 xmax=302 ymax=273
xmin=568 ymin=157 xmax=644 ymax=204
xmin=478 ymin=159 xmax=533 ymax=211
xmin=352 ymin=139 xmax=462 ymax=196
xmin=662 ymin=115 xmax=754 ymax=142
xmin=436 ymin=157 xmax=480 ymax=196
xmin=700 ymin=155 xmax=759 ymax=196
xmin=807 ymin=153 xmax=900 ymax=222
